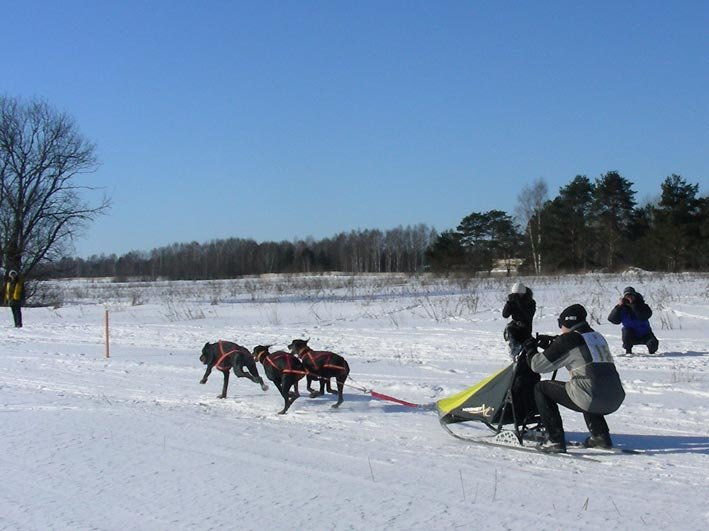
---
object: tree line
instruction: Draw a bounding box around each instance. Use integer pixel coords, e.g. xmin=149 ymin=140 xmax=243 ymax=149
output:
xmin=51 ymin=172 xmax=707 ymax=280
xmin=426 ymin=172 xmax=708 ymax=274
xmin=50 ymin=224 xmax=439 ymax=279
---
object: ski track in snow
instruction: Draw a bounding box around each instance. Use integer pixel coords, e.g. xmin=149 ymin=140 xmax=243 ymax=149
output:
xmin=1 ymin=273 xmax=708 ymax=530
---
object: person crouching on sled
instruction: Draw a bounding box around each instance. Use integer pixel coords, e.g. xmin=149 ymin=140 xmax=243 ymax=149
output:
xmin=523 ymin=304 xmax=626 ymax=453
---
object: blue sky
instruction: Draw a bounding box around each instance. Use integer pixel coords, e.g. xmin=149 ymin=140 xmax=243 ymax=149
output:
xmin=2 ymin=1 xmax=707 ymax=257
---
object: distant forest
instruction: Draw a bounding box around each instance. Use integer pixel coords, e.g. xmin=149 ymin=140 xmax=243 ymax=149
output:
xmin=50 ymin=172 xmax=708 ymax=279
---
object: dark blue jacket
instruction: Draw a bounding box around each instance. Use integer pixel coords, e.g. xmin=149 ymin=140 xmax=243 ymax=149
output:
xmin=608 ymin=293 xmax=653 ymax=336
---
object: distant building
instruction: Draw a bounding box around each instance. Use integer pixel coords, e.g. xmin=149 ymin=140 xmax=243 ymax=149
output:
xmin=491 ymin=258 xmax=524 ymax=276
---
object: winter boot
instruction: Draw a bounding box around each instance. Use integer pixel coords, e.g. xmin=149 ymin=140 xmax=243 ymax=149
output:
xmin=521 ymin=424 xmax=546 ymax=444
xmin=536 ymin=438 xmax=566 ymax=454
xmin=583 ymin=433 xmax=613 ymax=449
xmin=647 ymin=336 xmax=659 ymax=355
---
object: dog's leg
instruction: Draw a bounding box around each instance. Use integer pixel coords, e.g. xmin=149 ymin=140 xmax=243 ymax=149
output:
xmin=242 ymin=358 xmax=269 ymax=391
xmin=313 ymin=377 xmax=326 ymax=398
xmin=308 ymin=375 xmax=324 ymax=398
xmin=327 ymin=378 xmax=338 ymax=394
xmin=200 ymin=363 xmax=214 ymax=385
xmin=233 ymin=364 xmax=254 ymax=380
xmin=274 ymin=374 xmax=288 ymax=414
xmin=272 ymin=377 xmax=284 ymax=396
xmin=332 ymin=373 xmax=348 ymax=408
xmin=234 ymin=362 xmax=268 ymax=391
xmin=279 ymin=376 xmax=298 ymax=414
xmin=257 ymin=375 xmax=269 ymax=391
xmin=332 ymin=379 xmax=345 ymax=408
xmin=289 ymin=377 xmax=300 ymax=399
xmin=218 ymin=371 xmax=229 ymax=399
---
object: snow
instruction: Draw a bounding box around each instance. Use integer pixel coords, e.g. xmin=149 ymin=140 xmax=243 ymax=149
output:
xmin=1 ymin=273 xmax=708 ymax=530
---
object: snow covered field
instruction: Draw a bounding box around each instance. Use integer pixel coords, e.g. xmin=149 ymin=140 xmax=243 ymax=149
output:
xmin=1 ymin=273 xmax=707 ymax=530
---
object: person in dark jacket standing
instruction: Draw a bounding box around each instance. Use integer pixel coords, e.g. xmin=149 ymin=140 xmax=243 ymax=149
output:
xmin=502 ymin=282 xmax=540 ymax=424
xmin=502 ymin=282 xmax=536 ymax=357
xmin=607 ymin=286 xmax=658 ymax=355
xmin=525 ymin=304 xmax=626 ymax=453
xmin=4 ymin=270 xmax=25 ymax=328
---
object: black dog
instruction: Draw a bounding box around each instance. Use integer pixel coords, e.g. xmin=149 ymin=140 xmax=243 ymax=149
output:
xmin=288 ymin=339 xmax=350 ymax=408
xmin=200 ymin=341 xmax=268 ymax=398
xmin=252 ymin=345 xmax=305 ymax=414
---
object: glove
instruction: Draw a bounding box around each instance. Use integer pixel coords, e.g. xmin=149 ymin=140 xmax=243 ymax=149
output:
xmin=536 ymin=334 xmax=555 ymax=350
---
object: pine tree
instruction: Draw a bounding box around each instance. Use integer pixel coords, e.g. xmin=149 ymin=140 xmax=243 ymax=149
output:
xmin=653 ymin=174 xmax=703 ymax=271
xmin=457 ymin=210 xmax=520 ymax=273
xmin=592 ymin=171 xmax=637 ymax=270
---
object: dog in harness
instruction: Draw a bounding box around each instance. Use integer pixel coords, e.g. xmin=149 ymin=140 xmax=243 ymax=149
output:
xmin=288 ymin=339 xmax=350 ymax=408
xmin=200 ymin=341 xmax=268 ymax=399
xmin=252 ymin=345 xmax=306 ymax=414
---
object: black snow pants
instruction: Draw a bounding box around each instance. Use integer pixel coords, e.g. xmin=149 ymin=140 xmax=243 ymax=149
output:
xmin=534 ymin=380 xmax=609 ymax=445
xmin=10 ymin=303 xmax=22 ymax=328
xmin=622 ymin=327 xmax=659 ymax=354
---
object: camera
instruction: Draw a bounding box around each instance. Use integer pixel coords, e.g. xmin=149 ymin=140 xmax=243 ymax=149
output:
xmin=535 ymin=333 xmax=557 ymax=350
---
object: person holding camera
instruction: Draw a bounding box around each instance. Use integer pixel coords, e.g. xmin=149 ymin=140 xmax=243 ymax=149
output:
xmin=502 ymin=282 xmax=536 ymax=334
xmin=607 ymin=286 xmax=659 ymax=355
xmin=502 ymin=282 xmax=536 ymax=357
xmin=524 ymin=304 xmax=626 ymax=453
xmin=502 ymin=282 xmax=539 ymax=424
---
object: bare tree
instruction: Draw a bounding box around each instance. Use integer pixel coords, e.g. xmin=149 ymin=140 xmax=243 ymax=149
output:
xmin=515 ymin=178 xmax=548 ymax=274
xmin=0 ymin=96 xmax=110 ymax=276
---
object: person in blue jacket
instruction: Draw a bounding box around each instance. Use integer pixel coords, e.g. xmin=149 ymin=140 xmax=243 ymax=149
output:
xmin=607 ymin=287 xmax=659 ymax=355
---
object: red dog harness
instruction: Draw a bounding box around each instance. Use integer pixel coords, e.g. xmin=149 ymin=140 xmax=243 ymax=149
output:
xmin=302 ymin=350 xmax=347 ymax=372
xmin=215 ymin=341 xmax=239 ymax=372
xmin=263 ymin=352 xmax=307 ymax=376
